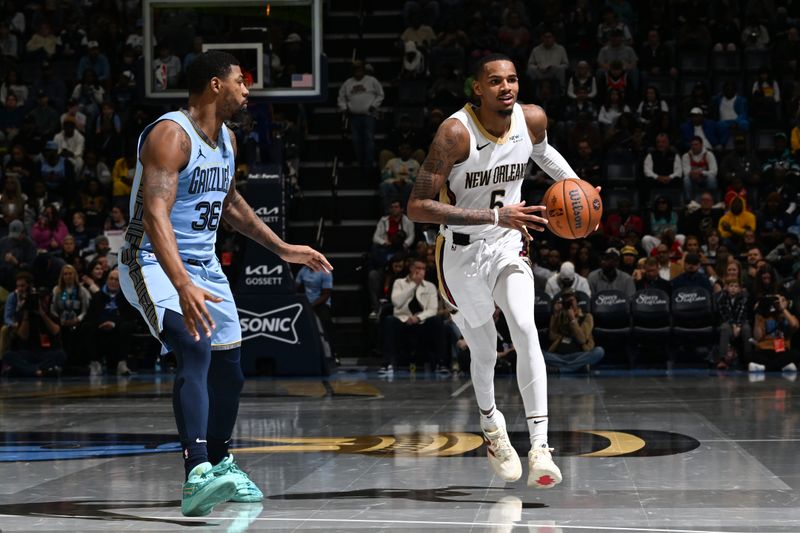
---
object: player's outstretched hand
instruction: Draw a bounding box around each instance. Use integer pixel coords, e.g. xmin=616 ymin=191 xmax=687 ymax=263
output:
xmin=498 ymin=201 xmax=548 ymax=242
xmin=177 ymin=283 xmax=223 ymax=341
xmin=280 ymin=244 xmax=334 ymax=273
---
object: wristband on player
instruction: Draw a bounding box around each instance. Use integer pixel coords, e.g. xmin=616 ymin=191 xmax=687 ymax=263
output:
xmin=492 ymin=207 xmax=499 ymax=226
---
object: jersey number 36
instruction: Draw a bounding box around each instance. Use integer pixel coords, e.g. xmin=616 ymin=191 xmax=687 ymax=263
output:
xmin=192 ymin=201 xmax=222 ymax=231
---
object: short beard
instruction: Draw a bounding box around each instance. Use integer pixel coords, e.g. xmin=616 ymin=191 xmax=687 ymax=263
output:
xmin=496 ymin=108 xmax=513 ymax=117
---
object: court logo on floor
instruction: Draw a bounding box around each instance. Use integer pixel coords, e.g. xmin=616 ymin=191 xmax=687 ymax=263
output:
xmin=0 ymin=429 xmax=699 ymax=462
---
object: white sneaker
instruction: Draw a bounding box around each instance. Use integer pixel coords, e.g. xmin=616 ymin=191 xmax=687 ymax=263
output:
xmin=748 ymin=362 xmax=766 ymax=373
xmin=527 ymin=446 xmax=562 ymax=489
xmin=480 ymin=411 xmax=522 ymax=482
xmin=377 ymin=365 xmax=393 ymax=376
xmin=782 ymin=362 xmax=797 ymax=373
xmin=89 ymin=361 xmax=102 ymax=376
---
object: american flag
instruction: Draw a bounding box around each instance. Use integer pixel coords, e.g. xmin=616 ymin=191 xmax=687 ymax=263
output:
xmin=291 ymin=73 xmax=313 ymax=88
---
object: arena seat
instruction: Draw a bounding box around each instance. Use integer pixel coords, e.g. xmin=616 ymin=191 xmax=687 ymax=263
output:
xmin=671 ymin=286 xmax=715 ymax=337
xmin=631 ymin=289 xmax=671 ymax=336
xmin=591 ymin=290 xmax=631 ymax=342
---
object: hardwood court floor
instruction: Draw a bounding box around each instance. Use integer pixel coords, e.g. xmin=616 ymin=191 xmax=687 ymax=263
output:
xmin=1 ymin=370 xmax=799 ymax=532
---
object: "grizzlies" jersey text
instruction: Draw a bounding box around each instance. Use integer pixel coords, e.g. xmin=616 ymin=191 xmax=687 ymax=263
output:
xmin=188 ymin=166 xmax=231 ymax=195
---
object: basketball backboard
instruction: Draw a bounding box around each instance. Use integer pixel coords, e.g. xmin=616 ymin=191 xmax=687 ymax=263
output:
xmin=143 ymin=0 xmax=322 ymax=99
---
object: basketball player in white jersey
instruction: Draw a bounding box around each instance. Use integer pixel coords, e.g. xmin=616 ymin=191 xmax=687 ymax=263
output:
xmin=408 ymin=54 xmax=581 ymax=488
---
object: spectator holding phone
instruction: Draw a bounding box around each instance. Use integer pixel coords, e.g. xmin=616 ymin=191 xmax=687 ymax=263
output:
xmin=749 ymin=294 xmax=800 ymax=372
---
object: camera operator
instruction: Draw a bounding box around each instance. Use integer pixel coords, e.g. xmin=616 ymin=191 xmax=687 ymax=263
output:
xmin=543 ymin=288 xmax=605 ymax=372
xmin=749 ymin=294 xmax=800 ymax=372
xmin=1 ymin=274 xmax=66 ymax=377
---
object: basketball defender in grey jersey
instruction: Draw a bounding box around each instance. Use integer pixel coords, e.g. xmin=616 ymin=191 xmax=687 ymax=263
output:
xmin=119 ymin=51 xmax=332 ymax=517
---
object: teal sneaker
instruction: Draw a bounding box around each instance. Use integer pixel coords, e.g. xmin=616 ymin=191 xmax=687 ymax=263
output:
xmin=181 ymin=462 xmax=238 ymax=517
xmin=210 ymin=454 xmax=264 ymax=502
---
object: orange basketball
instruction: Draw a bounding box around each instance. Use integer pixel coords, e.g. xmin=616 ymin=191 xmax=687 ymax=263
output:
xmin=542 ymin=179 xmax=603 ymax=239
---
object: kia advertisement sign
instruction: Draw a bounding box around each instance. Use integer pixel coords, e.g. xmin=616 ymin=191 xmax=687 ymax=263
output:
xmin=235 ymin=168 xmax=326 ymax=376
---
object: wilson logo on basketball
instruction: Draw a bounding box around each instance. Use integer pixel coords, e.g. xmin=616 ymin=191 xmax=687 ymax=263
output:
xmin=569 ymin=189 xmax=584 ymax=228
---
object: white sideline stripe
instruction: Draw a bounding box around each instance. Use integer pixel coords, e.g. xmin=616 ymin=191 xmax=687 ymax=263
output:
xmin=450 ymin=380 xmax=473 ymax=398
xmin=134 ymin=516 xmax=773 ymax=533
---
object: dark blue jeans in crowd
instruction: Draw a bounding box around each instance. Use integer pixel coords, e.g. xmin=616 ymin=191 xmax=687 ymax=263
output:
xmin=4 ymin=349 xmax=67 ymax=376
xmin=543 ymin=347 xmax=605 ymax=372
xmin=350 ymin=113 xmax=376 ymax=174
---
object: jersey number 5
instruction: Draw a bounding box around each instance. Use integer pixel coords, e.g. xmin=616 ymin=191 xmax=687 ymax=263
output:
xmin=192 ymin=201 xmax=222 ymax=231
xmin=490 ymin=190 xmax=506 ymax=209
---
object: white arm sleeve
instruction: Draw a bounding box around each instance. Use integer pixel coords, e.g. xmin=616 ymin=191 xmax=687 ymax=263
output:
xmin=531 ymin=132 xmax=578 ymax=182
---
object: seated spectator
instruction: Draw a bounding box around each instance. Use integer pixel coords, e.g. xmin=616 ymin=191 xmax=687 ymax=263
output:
xmin=379 ymin=114 xmax=424 ymax=170
xmin=57 ymin=234 xmax=85 ymax=274
xmin=0 ymin=93 xmax=24 ymax=142
xmin=564 ymin=86 xmax=596 ymax=123
xmin=104 ymin=206 xmax=128 ymax=232
xmin=637 ymin=86 xmax=670 ymax=141
xmin=380 ymin=143 xmax=419 ymax=211
xmin=762 ymin=133 xmax=800 ymax=185
xmin=719 ymin=134 xmax=761 ymax=191
xmin=598 ymin=88 xmax=630 ymax=130
xmin=31 ymin=61 xmax=66 ymax=111
xmin=296 ymin=256 xmax=334 ymax=362
xmin=50 ymin=264 xmax=91 ymax=370
xmin=1 ymin=271 xmax=32 ymax=351
xmin=380 ymin=258 xmax=443 ymax=374
xmin=3 ymin=144 xmax=35 ymax=185
xmin=0 ymin=220 xmax=35 ymax=290
xmin=0 ymin=69 xmax=28 ymax=107
xmin=748 ymin=294 xmax=799 ymax=372
xmin=752 ymin=263 xmax=783 ymax=302
xmin=682 ymin=136 xmax=719 ymax=202
xmin=399 ymin=40 xmax=425 ymax=80
xmin=742 ymin=245 xmax=764 ymax=294
xmin=85 ymin=268 xmax=136 ymax=376
xmin=426 ymin=64 xmax=463 ymax=111
xmin=644 ymin=133 xmax=682 ymax=190
xmin=1 ymin=285 xmax=66 ymax=377
xmin=767 ymin=232 xmax=800 ymax=277
xmin=702 ymin=229 xmax=723 ymax=272
xmin=31 ymin=205 xmax=68 ymax=252
xmin=682 ymin=192 xmax=722 ymax=239
xmin=567 ymin=112 xmax=602 ymax=154
xmin=543 ymin=288 xmax=605 ymax=372
xmin=545 ymin=261 xmax=591 ymax=298
xmin=713 ymin=82 xmax=749 ymax=147
xmin=95 ymin=101 xmax=123 ymax=161
xmin=80 ymin=179 xmax=108 ymax=228
xmin=81 ymin=258 xmax=107 ymax=295
xmin=676 ymin=11 xmax=712 ymax=52
xmin=0 ymin=176 xmax=26 ymax=229
xmin=598 ymin=30 xmax=637 ymax=72
xmin=25 ymin=22 xmax=57 ymax=60
xmin=653 ymin=242 xmax=683 ymax=281
xmin=719 ymin=194 xmax=756 ymax=251
xmin=600 ymin=61 xmax=632 ymax=101
xmin=750 ymin=67 xmax=781 ymax=125
xmin=566 ymin=60 xmax=597 ymax=100
xmin=639 ymin=29 xmax=677 ymax=80
xmin=368 ymin=253 xmax=407 ymax=320
xmin=671 ymin=252 xmax=712 ymax=291
xmin=70 ymin=211 xmax=95 ymax=252
xmin=588 ymin=247 xmax=635 ymax=297
xmin=649 ymin=196 xmax=681 ymax=238
xmin=526 ymin=29 xmax=568 ymax=89
xmin=400 ymin=11 xmax=437 ymax=51
xmin=27 ymin=92 xmax=61 ymax=145
xmin=572 ymin=140 xmax=602 ymax=186
xmin=77 ymin=150 xmax=111 ymax=190
xmin=371 ymin=200 xmax=414 ymax=268
xmin=77 ymin=40 xmax=111 ymax=83
xmin=83 ymin=235 xmax=115 ymax=267
xmin=716 ymin=278 xmax=751 ymax=369
xmin=605 ymin=198 xmax=644 ymax=239
xmin=634 ymin=256 xmax=672 ymax=293
xmin=597 ymin=7 xmax=632 ymax=46
xmin=758 ymin=192 xmax=792 ymax=251
xmin=619 ymin=245 xmax=639 ymax=275
xmin=497 ymin=10 xmax=531 ymax=62
xmin=61 ymin=99 xmax=87 ymax=134
xmin=0 ymin=23 xmax=18 ymax=60
xmin=680 ymin=107 xmax=720 ymax=151
xmin=111 ymin=151 xmax=135 ymax=212
xmin=36 ymin=141 xmax=74 ymax=203
xmin=71 ymin=69 xmax=104 ymax=118
xmin=53 ymin=118 xmax=85 ymax=176
xmin=153 ymin=45 xmax=181 ymax=90
xmin=57 ymin=15 xmax=88 ymax=60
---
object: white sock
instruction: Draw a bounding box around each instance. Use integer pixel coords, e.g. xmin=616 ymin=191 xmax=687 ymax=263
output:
xmin=493 ymin=265 xmax=550 ymax=450
xmin=480 ymin=406 xmax=503 ymax=431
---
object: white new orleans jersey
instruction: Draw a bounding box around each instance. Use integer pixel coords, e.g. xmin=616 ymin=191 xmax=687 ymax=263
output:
xmin=440 ymin=102 xmax=533 ymax=241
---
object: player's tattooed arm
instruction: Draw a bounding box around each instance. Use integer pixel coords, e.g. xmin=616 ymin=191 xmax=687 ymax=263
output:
xmin=407 ymin=119 xmax=494 ymax=226
xmin=140 ymin=121 xmax=193 ymax=290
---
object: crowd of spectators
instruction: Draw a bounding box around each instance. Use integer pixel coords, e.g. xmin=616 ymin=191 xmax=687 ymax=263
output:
xmin=363 ymin=0 xmax=800 ymax=375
